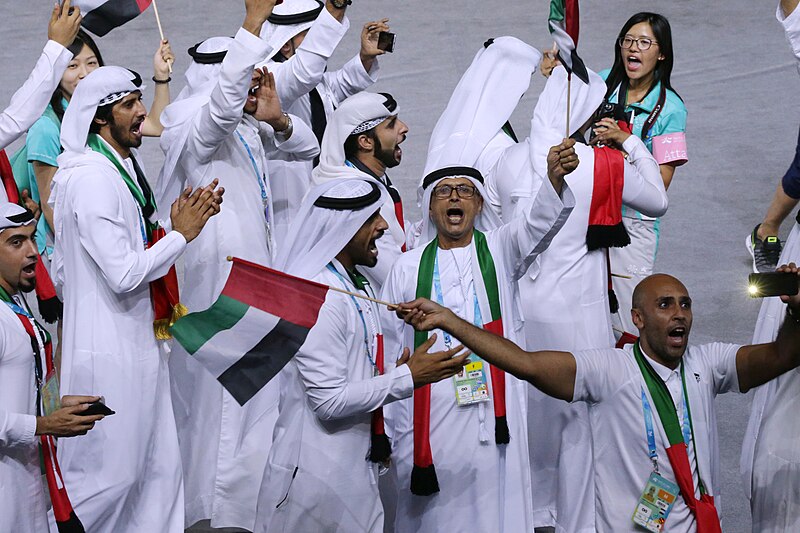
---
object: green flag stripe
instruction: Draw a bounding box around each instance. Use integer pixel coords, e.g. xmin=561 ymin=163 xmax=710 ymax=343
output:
xmin=549 ymin=0 xmax=565 ymax=25
xmin=414 ymin=238 xmax=439 ymax=350
xmin=474 ymin=230 xmax=501 ymax=321
xmin=171 ymin=295 xmax=248 ymax=355
xmin=633 ymin=342 xmax=685 ymax=446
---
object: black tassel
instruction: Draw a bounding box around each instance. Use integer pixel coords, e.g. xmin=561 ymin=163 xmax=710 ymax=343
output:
xmin=369 ymin=432 xmax=391 ymax=464
xmin=608 ymin=288 xmax=619 ymax=314
xmin=586 ymin=222 xmax=630 ymax=251
xmin=410 ymin=464 xmax=440 ymax=496
xmin=55 ymin=512 xmax=85 ymax=533
xmin=37 ymin=295 xmax=63 ymax=324
xmin=495 ymin=415 xmax=510 ymax=444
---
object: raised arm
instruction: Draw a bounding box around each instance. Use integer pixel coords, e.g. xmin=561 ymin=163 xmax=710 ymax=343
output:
xmin=736 ymin=263 xmax=800 ymax=392
xmin=397 ymin=298 xmax=577 ymax=402
xmin=142 ymin=40 xmax=175 ymax=137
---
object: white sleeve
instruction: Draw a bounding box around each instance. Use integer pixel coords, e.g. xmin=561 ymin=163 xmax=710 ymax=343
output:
xmin=778 ymin=1 xmax=800 ymax=71
xmin=295 ymin=293 xmax=414 ymax=421
xmin=71 ymin=171 xmax=186 ymax=294
xmin=491 ymin=176 xmax=575 ymax=281
xmin=698 ymin=342 xmax=741 ymax=395
xmin=571 ymin=348 xmax=627 ymax=403
xmin=319 ymin=53 xmax=379 ymax=105
xmin=0 ymin=41 xmax=72 ymax=150
xmin=183 ymin=28 xmax=272 ymax=166
xmin=271 ymin=10 xmax=350 ymax=108
xmin=0 ymin=327 xmax=37 ymax=448
xmin=258 ymin=114 xmax=320 ymax=162
xmin=621 ymin=136 xmax=669 ymax=217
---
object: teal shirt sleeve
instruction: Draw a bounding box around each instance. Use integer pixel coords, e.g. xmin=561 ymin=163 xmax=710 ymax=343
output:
xmin=651 ymin=91 xmax=687 ymax=137
xmin=26 ymin=114 xmax=61 ymax=167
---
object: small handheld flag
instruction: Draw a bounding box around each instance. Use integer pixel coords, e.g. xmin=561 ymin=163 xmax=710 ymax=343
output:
xmin=72 ymin=0 xmax=153 ymax=37
xmin=548 ymin=0 xmax=589 ymax=84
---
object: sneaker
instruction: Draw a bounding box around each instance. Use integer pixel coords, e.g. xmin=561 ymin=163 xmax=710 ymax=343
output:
xmin=746 ymin=224 xmax=782 ymax=273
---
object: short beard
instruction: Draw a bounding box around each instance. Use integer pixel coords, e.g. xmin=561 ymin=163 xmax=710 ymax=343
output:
xmin=18 ymin=278 xmax=36 ymax=293
xmin=109 ymin=115 xmax=142 ymax=149
xmin=373 ymin=136 xmax=399 ymax=169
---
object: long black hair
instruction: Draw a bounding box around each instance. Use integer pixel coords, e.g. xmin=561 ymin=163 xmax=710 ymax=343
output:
xmin=604 ymin=12 xmax=681 ymax=102
xmin=50 ymin=29 xmax=105 ymax=122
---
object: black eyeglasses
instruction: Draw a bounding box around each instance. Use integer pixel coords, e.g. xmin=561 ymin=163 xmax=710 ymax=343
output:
xmin=432 ymin=184 xmax=478 ymax=199
xmin=618 ymin=36 xmax=658 ymax=51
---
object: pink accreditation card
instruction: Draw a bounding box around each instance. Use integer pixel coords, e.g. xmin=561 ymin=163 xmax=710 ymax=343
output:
xmin=651 ymin=132 xmax=687 ymax=165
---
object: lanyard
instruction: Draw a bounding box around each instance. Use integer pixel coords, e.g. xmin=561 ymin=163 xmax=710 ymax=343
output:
xmin=236 ymin=130 xmax=271 ymax=227
xmin=432 ymin=249 xmax=483 ymax=350
xmin=326 ymin=263 xmax=378 ymax=372
xmin=0 ymin=288 xmax=48 ymax=405
xmin=640 ymin=384 xmax=691 ymax=474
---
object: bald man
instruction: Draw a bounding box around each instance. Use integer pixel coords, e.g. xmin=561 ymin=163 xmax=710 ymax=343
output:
xmin=398 ymin=267 xmax=800 ymax=533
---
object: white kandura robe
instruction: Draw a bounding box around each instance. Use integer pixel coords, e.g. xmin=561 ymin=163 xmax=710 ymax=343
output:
xmin=511 ymin=137 xmax=668 ymax=532
xmin=0 ymin=296 xmax=48 ymax=532
xmin=381 ymin=180 xmax=574 ymax=533
xmin=254 ymin=260 xmax=414 ymax=533
xmin=0 ymin=40 xmax=72 ymax=153
xmin=51 ymin=149 xmax=186 ymax=532
xmin=263 ymin=9 xmax=379 ymax=248
xmin=162 ymin=28 xmax=318 ymax=532
xmin=741 ymin=221 xmax=800 ymax=532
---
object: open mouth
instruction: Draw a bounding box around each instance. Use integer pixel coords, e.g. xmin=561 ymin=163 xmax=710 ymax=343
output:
xmin=626 ymin=55 xmax=642 ymax=71
xmin=667 ymin=326 xmax=687 ymax=347
xmin=446 ymin=207 xmax=464 ymax=225
xmin=21 ymin=262 xmax=36 ymax=278
xmin=247 ymin=84 xmax=259 ymax=107
xmin=131 ymin=119 xmax=144 ymax=137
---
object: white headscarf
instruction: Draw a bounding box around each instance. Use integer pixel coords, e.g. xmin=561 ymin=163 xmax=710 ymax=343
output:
xmin=277 ymin=178 xmax=388 ymax=279
xmin=60 ymin=66 xmax=144 ymax=156
xmin=422 ymin=36 xmax=542 ymax=179
xmin=156 ymin=37 xmax=235 ymax=211
xmin=311 ymin=91 xmax=399 ymax=184
xmin=416 ymin=166 xmax=502 ymax=245
xmin=259 ymin=0 xmax=322 ymax=57
xmin=0 ymin=202 xmax=36 ymax=233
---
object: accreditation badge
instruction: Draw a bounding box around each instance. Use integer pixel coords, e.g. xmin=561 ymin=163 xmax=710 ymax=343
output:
xmin=453 ymin=358 xmax=490 ymax=406
xmin=41 ymin=370 xmax=61 ymax=417
xmin=632 ymin=471 xmax=680 ymax=532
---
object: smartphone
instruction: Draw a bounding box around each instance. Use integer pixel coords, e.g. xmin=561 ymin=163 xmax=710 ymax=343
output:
xmin=377 ymin=31 xmax=396 ymax=53
xmin=747 ymin=272 xmax=799 ymax=298
xmin=82 ymin=399 xmax=115 ymax=416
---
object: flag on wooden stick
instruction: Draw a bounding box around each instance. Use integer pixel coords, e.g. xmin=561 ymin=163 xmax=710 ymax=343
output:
xmin=548 ymin=0 xmax=589 ymax=84
xmin=72 ymin=0 xmax=153 ymax=36
xmin=170 ymin=257 xmax=330 ymax=405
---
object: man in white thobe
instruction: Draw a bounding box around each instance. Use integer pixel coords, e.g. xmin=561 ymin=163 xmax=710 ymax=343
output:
xmin=50 ymin=66 xmax=222 ymax=532
xmin=312 ymin=91 xmax=409 ymax=289
xmin=260 ymin=0 xmax=387 ymax=246
xmin=380 ymin=161 xmax=574 ymax=532
xmin=156 ymin=1 xmax=319 ymax=529
xmin=254 ymin=178 xmax=467 ymax=533
xmin=399 ymin=268 xmax=800 ymax=533
xmin=0 ymin=202 xmax=105 ymax=532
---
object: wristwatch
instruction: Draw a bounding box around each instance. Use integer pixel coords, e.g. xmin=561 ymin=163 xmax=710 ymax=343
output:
xmin=330 ymin=0 xmax=351 ymax=9
xmin=275 ymin=113 xmax=293 ymax=139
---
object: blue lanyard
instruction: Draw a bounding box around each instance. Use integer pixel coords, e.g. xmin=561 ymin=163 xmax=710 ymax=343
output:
xmin=326 ymin=263 xmax=377 ymax=371
xmin=431 ymin=250 xmax=482 ymax=350
xmin=236 ymin=130 xmax=270 ymax=224
xmin=640 ymin=373 xmax=692 ymax=473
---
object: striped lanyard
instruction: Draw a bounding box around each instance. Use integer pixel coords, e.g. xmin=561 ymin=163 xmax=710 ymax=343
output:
xmin=432 ymin=249 xmax=482 ymax=350
xmin=640 ymin=375 xmax=692 ymax=474
xmin=326 ymin=263 xmax=378 ymax=372
xmin=236 ymin=130 xmax=271 ymax=237
xmin=0 ymin=290 xmax=47 ymax=397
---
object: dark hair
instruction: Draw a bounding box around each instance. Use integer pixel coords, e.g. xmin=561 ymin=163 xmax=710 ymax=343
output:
xmin=343 ymin=129 xmax=377 ymax=161
xmin=51 ymin=29 xmax=105 ymax=122
xmin=89 ymin=103 xmax=114 ymax=135
xmin=604 ymin=12 xmax=681 ymax=101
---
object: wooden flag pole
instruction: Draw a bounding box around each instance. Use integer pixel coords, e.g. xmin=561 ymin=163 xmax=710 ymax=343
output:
xmin=565 ymin=71 xmax=572 ymax=138
xmin=151 ymin=0 xmax=173 ymax=73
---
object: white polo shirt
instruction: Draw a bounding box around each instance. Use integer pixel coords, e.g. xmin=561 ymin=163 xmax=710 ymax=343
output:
xmin=571 ymin=342 xmax=740 ymax=532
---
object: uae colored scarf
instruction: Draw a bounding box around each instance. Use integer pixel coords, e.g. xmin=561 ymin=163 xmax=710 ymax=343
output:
xmin=0 ymin=150 xmax=63 ymax=323
xmin=411 ymin=230 xmax=508 ymax=496
xmin=633 ymin=343 xmax=722 ymax=533
xmin=585 ymin=119 xmax=633 ymax=251
xmin=88 ymin=134 xmax=186 ymax=339
xmin=0 ymin=286 xmax=84 ymax=532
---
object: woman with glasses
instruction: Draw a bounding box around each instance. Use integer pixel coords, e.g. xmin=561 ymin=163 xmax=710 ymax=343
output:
xmin=600 ymin=12 xmax=688 ymax=337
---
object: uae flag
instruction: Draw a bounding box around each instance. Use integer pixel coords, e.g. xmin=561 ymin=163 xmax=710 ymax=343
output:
xmin=548 ymin=0 xmax=589 ymax=83
xmin=171 ymin=257 xmax=329 ymax=405
xmin=72 ymin=0 xmax=153 ymax=37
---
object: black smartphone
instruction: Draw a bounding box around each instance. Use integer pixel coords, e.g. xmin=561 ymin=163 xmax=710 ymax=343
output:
xmin=377 ymin=31 xmax=396 ymax=53
xmin=748 ymin=272 xmax=799 ymax=298
xmin=82 ymin=400 xmax=115 ymax=416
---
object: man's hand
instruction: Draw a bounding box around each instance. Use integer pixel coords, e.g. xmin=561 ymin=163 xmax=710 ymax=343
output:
xmin=394 ymin=298 xmax=456 ymax=333
xmin=541 ymin=43 xmax=560 ymax=78
xmin=546 ymin=138 xmax=578 ymax=194
xmin=170 ymin=179 xmax=225 ymax=243
xmin=325 ymin=0 xmax=348 ymax=21
xmin=48 ymin=0 xmax=82 ymax=48
xmin=396 ymin=334 xmax=471 ymax=388
xmin=589 ymin=117 xmax=631 ymax=150
xmin=243 ymin=0 xmax=279 ymax=36
xmin=360 ymin=19 xmax=390 ymax=70
xmin=252 ymin=67 xmax=288 ymax=131
xmin=153 ymin=39 xmax=175 ymax=80
xmin=36 ymin=395 xmax=104 ymax=437
xmin=20 ymin=190 xmax=41 ymax=221
xmin=779 ymin=262 xmax=800 ymax=308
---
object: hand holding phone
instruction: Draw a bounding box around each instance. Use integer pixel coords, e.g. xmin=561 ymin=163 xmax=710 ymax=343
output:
xmin=82 ymin=399 xmax=116 ymax=416
xmin=748 ymin=271 xmax=800 ymax=298
xmin=378 ymin=31 xmax=396 ymax=53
